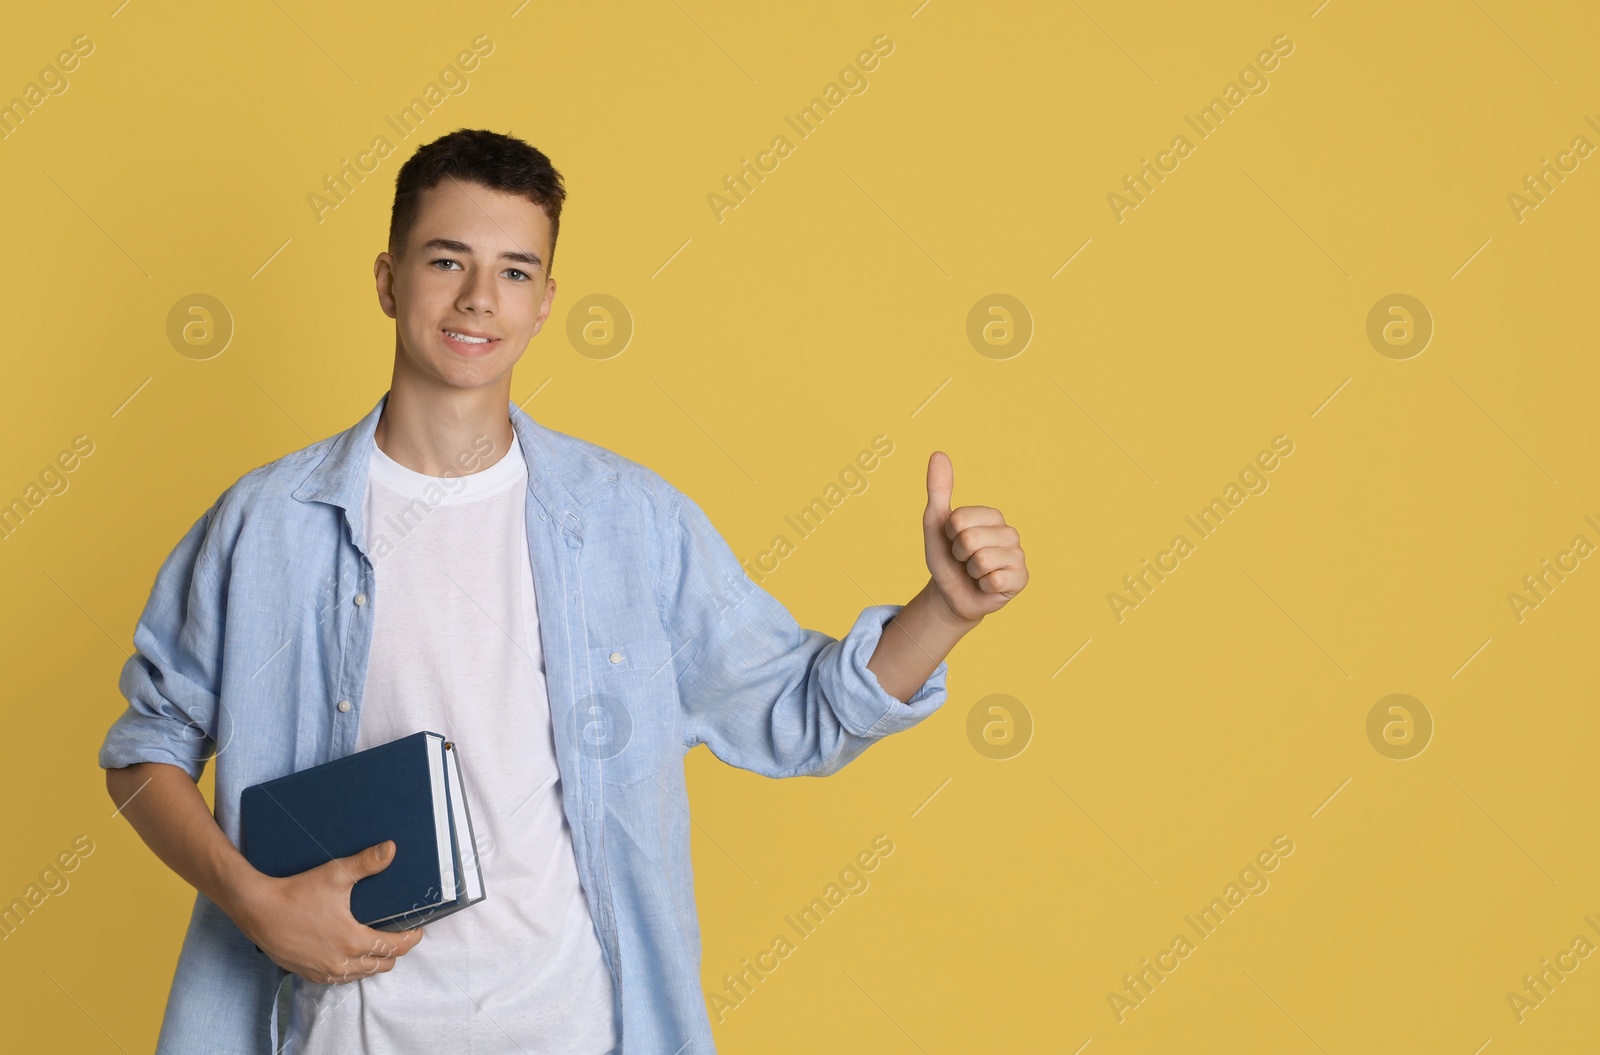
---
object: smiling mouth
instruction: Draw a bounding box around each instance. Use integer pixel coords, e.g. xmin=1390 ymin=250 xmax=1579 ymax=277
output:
xmin=440 ymin=328 xmax=501 ymax=354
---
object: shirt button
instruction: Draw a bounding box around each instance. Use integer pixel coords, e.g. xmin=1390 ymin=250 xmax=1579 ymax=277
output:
xmin=354 ymin=594 xmax=367 ymax=606
xmin=609 ymin=651 xmax=623 ymax=664
xmin=337 ymin=700 xmax=351 ymax=713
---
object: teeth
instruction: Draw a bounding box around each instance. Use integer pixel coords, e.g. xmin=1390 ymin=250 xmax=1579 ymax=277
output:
xmin=445 ymin=330 xmax=489 ymax=344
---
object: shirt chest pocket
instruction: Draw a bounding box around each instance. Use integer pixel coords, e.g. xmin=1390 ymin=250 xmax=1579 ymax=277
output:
xmin=581 ymin=639 xmax=680 ymax=787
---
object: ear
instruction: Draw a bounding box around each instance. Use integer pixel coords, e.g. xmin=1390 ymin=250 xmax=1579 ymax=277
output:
xmin=374 ymin=252 xmax=398 ymax=320
xmin=531 ymin=274 xmax=557 ymax=337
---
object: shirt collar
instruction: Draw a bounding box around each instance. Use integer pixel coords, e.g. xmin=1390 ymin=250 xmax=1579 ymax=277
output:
xmin=292 ymin=390 xmax=616 ymax=552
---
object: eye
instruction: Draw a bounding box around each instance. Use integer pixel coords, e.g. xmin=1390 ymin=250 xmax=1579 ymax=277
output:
xmin=504 ymin=269 xmax=530 ymax=281
xmin=430 ymin=258 xmax=462 ymax=271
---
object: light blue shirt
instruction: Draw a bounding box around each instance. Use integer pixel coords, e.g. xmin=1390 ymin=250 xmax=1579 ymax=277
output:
xmin=99 ymin=390 xmax=950 ymax=1054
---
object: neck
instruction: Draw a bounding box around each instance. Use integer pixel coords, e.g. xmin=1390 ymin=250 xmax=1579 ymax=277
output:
xmin=374 ymin=371 xmax=516 ymax=478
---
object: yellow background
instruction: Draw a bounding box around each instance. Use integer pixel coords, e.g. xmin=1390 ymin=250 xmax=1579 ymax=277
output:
xmin=2 ymin=0 xmax=1597 ymax=1051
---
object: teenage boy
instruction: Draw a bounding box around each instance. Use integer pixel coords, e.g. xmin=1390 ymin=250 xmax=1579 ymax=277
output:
xmin=101 ymin=128 xmax=1028 ymax=1054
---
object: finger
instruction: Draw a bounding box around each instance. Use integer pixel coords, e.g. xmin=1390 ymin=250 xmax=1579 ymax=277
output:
xmin=357 ymin=949 xmax=397 ymax=975
xmin=944 ymin=505 xmax=1005 ymax=539
xmin=333 ymin=944 xmax=394 ymax=982
xmin=340 ymin=840 xmax=398 ymax=882
xmin=322 ymin=957 xmax=363 ymax=985
xmin=977 ymin=566 xmax=1026 ymax=595
xmin=333 ymin=956 xmax=379 ymax=982
xmin=355 ymin=935 xmax=400 ymax=960
xmin=965 ymin=547 xmax=1023 ymax=580
xmin=924 ymin=452 xmax=953 ymax=523
xmin=361 ymin=925 xmax=423 ymax=957
xmin=948 ymin=525 xmax=1018 ymax=561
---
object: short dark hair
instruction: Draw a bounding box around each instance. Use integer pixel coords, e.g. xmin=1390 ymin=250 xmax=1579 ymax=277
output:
xmin=388 ymin=128 xmax=567 ymax=276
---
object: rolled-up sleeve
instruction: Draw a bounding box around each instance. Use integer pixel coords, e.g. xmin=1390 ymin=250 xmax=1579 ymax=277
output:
xmin=657 ymin=486 xmax=949 ymax=778
xmin=99 ymin=503 xmax=226 ymax=782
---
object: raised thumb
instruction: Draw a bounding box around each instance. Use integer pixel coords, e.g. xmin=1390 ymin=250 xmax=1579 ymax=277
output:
xmin=925 ymin=451 xmax=953 ymax=524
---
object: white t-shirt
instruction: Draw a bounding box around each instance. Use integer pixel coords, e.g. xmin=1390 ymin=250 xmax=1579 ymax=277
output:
xmin=288 ymin=430 xmax=619 ymax=1054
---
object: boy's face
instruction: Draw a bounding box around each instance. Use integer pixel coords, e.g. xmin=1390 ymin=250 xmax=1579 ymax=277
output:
xmin=374 ymin=177 xmax=557 ymax=394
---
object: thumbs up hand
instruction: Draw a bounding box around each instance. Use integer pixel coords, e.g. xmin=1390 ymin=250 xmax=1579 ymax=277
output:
xmin=922 ymin=451 xmax=1028 ymax=626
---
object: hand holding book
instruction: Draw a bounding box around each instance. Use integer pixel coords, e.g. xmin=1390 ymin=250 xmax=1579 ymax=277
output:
xmin=231 ymin=840 xmax=426 ymax=984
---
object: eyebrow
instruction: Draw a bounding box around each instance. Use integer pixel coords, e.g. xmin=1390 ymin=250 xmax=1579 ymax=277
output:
xmin=420 ymin=237 xmax=542 ymax=269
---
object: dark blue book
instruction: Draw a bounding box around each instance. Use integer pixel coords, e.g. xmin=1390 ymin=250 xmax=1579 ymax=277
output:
xmin=240 ymin=731 xmax=485 ymax=930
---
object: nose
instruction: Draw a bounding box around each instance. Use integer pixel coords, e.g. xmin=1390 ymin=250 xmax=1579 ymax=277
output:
xmin=456 ymin=263 xmax=497 ymax=316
